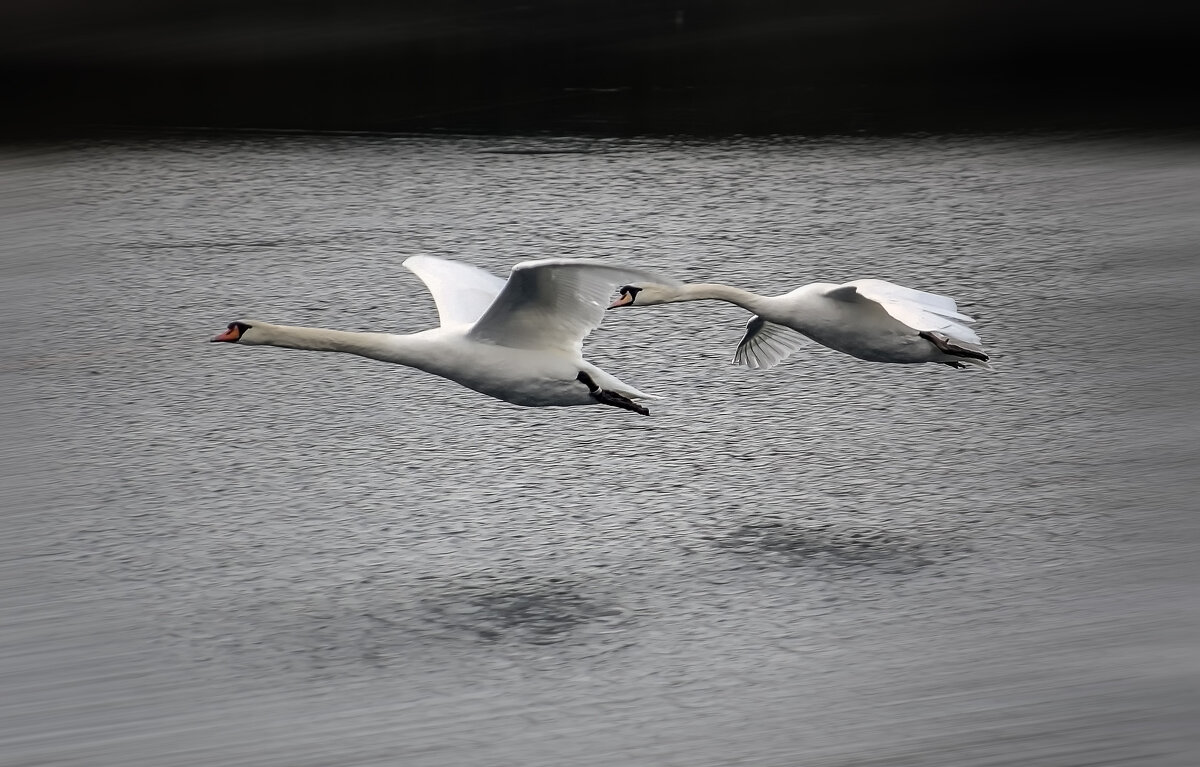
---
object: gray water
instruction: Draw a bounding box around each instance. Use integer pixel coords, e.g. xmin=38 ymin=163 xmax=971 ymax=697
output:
xmin=2 ymin=132 xmax=1198 ymax=766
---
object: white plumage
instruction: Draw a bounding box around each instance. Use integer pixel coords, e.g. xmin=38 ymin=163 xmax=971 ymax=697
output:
xmin=212 ymin=256 xmax=666 ymax=414
xmin=610 ymin=277 xmax=991 ymax=370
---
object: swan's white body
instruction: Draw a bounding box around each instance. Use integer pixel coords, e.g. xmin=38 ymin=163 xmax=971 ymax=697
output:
xmin=611 ymin=279 xmax=990 ymax=370
xmin=214 ymin=256 xmax=665 ymax=411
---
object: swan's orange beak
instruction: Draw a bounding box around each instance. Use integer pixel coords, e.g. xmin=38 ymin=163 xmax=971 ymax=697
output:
xmin=211 ymin=325 xmax=241 ymax=343
xmin=608 ymin=293 xmax=634 ymax=309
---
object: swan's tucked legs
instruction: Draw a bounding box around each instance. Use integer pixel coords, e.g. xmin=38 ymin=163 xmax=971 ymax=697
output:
xmin=576 ymin=372 xmax=650 ymax=416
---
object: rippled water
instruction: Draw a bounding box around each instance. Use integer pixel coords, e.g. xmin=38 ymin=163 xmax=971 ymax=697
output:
xmin=2 ymin=131 xmax=1198 ymax=766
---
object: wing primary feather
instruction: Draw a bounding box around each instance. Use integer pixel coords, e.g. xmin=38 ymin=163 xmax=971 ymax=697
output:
xmin=734 ymin=317 xmax=805 ymax=369
xmin=402 ymin=255 xmax=507 ymax=328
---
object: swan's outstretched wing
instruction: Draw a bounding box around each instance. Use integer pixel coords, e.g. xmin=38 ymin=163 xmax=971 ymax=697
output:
xmin=734 ymin=316 xmax=810 ymax=369
xmin=402 ymin=255 xmax=507 ymax=328
xmin=826 ymin=279 xmax=982 ymax=345
xmin=469 ymin=259 xmax=668 ymax=352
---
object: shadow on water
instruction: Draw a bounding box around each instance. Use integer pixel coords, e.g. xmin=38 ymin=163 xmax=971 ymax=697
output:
xmin=421 ymin=576 xmax=631 ymax=646
xmin=170 ymin=573 xmax=637 ymax=677
xmin=712 ymin=519 xmax=965 ymax=574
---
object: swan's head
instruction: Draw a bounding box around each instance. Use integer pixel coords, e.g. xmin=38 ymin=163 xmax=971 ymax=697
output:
xmin=210 ymin=321 xmax=255 ymax=343
xmin=608 ymin=283 xmax=674 ymax=309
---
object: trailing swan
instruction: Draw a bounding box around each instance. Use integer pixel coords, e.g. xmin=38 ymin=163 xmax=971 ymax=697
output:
xmin=609 ymin=278 xmax=991 ymax=370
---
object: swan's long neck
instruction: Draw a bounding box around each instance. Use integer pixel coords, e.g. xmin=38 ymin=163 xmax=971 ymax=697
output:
xmin=658 ymin=283 xmax=772 ymax=314
xmin=243 ymin=322 xmax=427 ymax=366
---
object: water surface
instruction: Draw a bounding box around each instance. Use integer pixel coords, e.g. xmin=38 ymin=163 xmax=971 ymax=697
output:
xmin=2 ymin=131 xmax=1197 ymax=766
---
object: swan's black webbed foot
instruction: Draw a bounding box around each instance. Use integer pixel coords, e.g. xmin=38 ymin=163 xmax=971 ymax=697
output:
xmin=920 ymin=330 xmax=989 ymax=362
xmin=594 ymin=389 xmax=650 ymax=415
xmin=576 ymin=371 xmax=650 ymax=416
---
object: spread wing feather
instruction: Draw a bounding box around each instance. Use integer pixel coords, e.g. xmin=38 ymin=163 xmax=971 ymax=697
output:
xmin=403 ymin=255 xmax=507 ymax=327
xmin=469 ymin=259 xmax=668 ymax=353
xmin=733 ymin=316 xmax=810 ymax=370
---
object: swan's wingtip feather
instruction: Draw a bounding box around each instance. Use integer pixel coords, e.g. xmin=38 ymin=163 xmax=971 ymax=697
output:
xmin=401 ymin=254 xmax=442 ymax=274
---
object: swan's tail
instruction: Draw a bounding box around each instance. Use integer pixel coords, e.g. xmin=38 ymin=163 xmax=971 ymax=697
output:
xmin=628 ymin=390 xmax=663 ymax=401
xmin=955 ymin=357 xmax=995 ymax=371
xmin=585 ymin=366 xmax=662 ymax=401
xmin=610 ymin=382 xmax=662 ymax=400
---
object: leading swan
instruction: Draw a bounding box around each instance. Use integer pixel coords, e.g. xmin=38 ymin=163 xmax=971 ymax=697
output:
xmin=609 ymin=278 xmax=991 ymax=370
xmin=212 ymin=256 xmax=668 ymax=415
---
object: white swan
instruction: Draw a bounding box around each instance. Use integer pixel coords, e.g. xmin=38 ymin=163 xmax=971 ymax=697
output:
xmin=212 ymin=256 xmax=668 ymax=414
xmin=609 ymin=278 xmax=991 ymax=370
